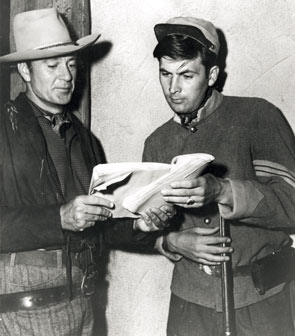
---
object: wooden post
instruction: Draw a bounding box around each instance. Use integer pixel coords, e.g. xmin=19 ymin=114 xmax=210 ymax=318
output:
xmin=0 ymin=0 xmax=11 ymax=106
xmin=55 ymin=0 xmax=91 ymax=128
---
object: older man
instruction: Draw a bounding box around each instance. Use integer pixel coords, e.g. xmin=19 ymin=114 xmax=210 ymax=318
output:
xmin=144 ymin=17 xmax=295 ymax=336
xmin=0 ymin=8 xmax=174 ymax=336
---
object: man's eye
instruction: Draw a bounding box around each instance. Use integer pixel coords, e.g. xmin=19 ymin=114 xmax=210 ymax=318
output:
xmin=69 ymin=63 xmax=77 ymax=68
xmin=161 ymin=72 xmax=170 ymax=77
xmin=183 ymin=74 xmax=193 ymax=79
xmin=47 ymin=64 xmax=57 ymax=68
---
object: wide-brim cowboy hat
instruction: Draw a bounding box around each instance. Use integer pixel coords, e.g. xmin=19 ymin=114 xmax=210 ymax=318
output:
xmin=0 ymin=7 xmax=101 ymax=63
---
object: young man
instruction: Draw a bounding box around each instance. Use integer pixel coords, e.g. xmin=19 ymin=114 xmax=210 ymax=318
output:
xmin=144 ymin=17 xmax=295 ymax=336
xmin=0 ymin=8 xmax=174 ymax=336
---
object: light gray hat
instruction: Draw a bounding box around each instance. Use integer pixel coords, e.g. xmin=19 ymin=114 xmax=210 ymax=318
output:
xmin=0 ymin=7 xmax=101 ymax=63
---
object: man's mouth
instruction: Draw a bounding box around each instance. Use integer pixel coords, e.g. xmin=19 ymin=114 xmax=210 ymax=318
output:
xmin=170 ymin=97 xmax=184 ymax=104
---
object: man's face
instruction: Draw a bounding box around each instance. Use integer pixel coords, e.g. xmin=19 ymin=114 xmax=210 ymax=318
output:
xmin=25 ymin=55 xmax=77 ymax=113
xmin=159 ymin=56 xmax=210 ymax=115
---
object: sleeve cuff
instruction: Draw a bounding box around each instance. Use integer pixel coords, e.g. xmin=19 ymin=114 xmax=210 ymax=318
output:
xmin=218 ymin=179 xmax=264 ymax=219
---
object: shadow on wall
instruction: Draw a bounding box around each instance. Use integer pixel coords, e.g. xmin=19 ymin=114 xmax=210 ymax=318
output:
xmin=215 ymin=29 xmax=228 ymax=92
xmin=68 ymin=41 xmax=113 ymax=120
xmin=86 ymin=41 xmax=113 ymax=64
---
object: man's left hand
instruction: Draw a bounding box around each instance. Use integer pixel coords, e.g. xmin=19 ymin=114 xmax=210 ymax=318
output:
xmin=134 ymin=204 xmax=176 ymax=232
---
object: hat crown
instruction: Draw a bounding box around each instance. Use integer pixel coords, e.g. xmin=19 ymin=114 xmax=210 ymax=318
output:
xmin=0 ymin=7 xmax=100 ymax=63
xmin=13 ymin=8 xmax=72 ymax=52
xmin=156 ymin=16 xmax=220 ymax=55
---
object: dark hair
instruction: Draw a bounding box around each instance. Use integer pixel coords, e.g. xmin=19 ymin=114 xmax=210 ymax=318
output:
xmin=26 ymin=61 xmax=32 ymax=69
xmin=153 ymin=34 xmax=217 ymax=76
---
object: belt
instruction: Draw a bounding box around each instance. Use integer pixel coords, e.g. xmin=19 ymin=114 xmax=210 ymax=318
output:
xmin=0 ymin=248 xmax=98 ymax=313
xmin=198 ymin=263 xmax=251 ymax=277
xmin=0 ymin=250 xmax=81 ymax=268
xmin=0 ymin=285 xmax=84 ymax=313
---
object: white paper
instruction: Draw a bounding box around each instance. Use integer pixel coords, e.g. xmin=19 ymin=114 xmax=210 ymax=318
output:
xmin=89 ymin=153 xmax=214 ymax=218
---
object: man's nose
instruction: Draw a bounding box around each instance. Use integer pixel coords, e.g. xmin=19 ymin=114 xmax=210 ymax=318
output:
xmin=59 ymin=64 xmax=73 ymax=81
xmin=169 ymin=77 xmax=181 ymax=94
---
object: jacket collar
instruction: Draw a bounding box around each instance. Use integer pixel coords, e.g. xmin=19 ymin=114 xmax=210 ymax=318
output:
xmin=11 ymin=93 xmax=63 ymax=196
xmin=173 ymin=89 xmax=223 ymax=127
xmin=12 ymin=93 xmax=47 ymax=148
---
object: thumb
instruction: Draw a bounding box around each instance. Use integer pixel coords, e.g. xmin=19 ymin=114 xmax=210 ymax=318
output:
xmin=194 ymin=226 xmax=220 ymax=236
xmin=155 ymin=237 xmax=183 ymax=262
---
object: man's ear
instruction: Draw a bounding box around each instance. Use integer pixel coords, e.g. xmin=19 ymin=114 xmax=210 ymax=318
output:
xmin=17 ymin=62 xmax=31 ymax=82
xmin=208 ymin=65 xmax=219 ymax=87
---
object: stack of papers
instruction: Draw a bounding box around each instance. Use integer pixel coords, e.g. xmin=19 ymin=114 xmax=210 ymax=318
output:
xmin=89 ymin=153 xmax=214 ymax=218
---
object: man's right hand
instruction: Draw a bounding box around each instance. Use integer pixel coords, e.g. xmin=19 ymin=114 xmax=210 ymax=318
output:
xmin=161 ymin=226 xmax=233 ymax=265
xmin=60 ymin=195 xmax=114 ymax=232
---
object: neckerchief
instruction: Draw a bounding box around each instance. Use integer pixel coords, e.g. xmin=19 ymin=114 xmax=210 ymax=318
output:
xmin=28 ymin=98 xmax=72 ymax=137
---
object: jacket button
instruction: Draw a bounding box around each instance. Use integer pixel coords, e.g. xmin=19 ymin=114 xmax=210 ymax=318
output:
xmin=204 ymin=217 xmax=211 ymax=225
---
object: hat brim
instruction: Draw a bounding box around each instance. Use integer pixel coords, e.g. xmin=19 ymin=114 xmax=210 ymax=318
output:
xmin=0 ymin=33 xmax=101 ymax=63
xmin=154 ymin=24 xmax=215 ymax=54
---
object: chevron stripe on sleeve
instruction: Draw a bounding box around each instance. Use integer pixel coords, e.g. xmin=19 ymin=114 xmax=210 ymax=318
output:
xmin=253 ymin=160 xmax=295 ymax=188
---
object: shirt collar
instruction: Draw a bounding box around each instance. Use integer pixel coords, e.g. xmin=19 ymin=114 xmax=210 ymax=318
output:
xmin=25 ymin=96 xmax=65 ymax=119
xmin=25 ymin=95 xmax=72 ymax=137
xmin=173 ymin=89 xmax=223 ymax=127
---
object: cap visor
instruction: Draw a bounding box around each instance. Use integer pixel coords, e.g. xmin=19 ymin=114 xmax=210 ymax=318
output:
xmin=154 ymin=24 xmax=213 ymax=52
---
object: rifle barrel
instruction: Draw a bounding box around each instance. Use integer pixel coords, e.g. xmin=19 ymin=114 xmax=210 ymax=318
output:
xmin=220 ymin=217 xmax=236 ymax=336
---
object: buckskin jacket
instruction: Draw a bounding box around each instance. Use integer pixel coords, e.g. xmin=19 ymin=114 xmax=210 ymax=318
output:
xmin=0 ymin=93 xmax=151 ymax=255
xmin=143 ymin=89 xmax=295 ymax=311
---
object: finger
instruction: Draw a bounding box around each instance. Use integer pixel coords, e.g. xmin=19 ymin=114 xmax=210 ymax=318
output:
xmin=162 ymin=199 xmax=204 ymax=209
xmin=170 ymin=178 xmax=201 ymax=189
xmin=161 ymin=196 xmax=191 ymax=204
xmin=195 ymin=236 xmax=232 ymax=246
xmin=145 ymin=209 xmax=166 ymax=229
xmin=84 ymin=221 xmax=96 ymax=228
xmin=140 ymin=214 xmax=154 ymax=228
xmin=159 ymin=204 xmax=176 ymax=217
xmin=149 ymin=208 xmax=173 ymax=229
xmin=82 ymin=195 xmax=114 ymax=209
xmin=204 ymin=245 xmax=234 ymax=254
xmin=148 ymin=208 xmax=170 ymax=222
xmin=75 ymin=213 xmax=108 ymax=222
xmin=96 ymin=215 xmax=110 ymax=222
xmin=161 ymin=189 xmax=193 ymax=197
xmin=83 ymin=205 xmax=113 ymax=218
xmin=194 ymin=226 xmax=220 ymax=235
xmin=136 ymin=217 xmax=158 ymax=232
xmin=163 ymin=251 xmax=183 ymax=262
xmin=86 ymin=214 xmax=111 ymax=222
xmin=76 ymin=220 xmax=95 ymax=232
xmin=196 ymin=259 xmax=222 ymax=265
xmin=198 ymin=252 xmax=231 ymax=262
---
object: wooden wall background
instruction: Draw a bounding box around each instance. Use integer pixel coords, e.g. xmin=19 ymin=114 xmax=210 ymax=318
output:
xmin=0 ymin=1 xmax=10 ymax=106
